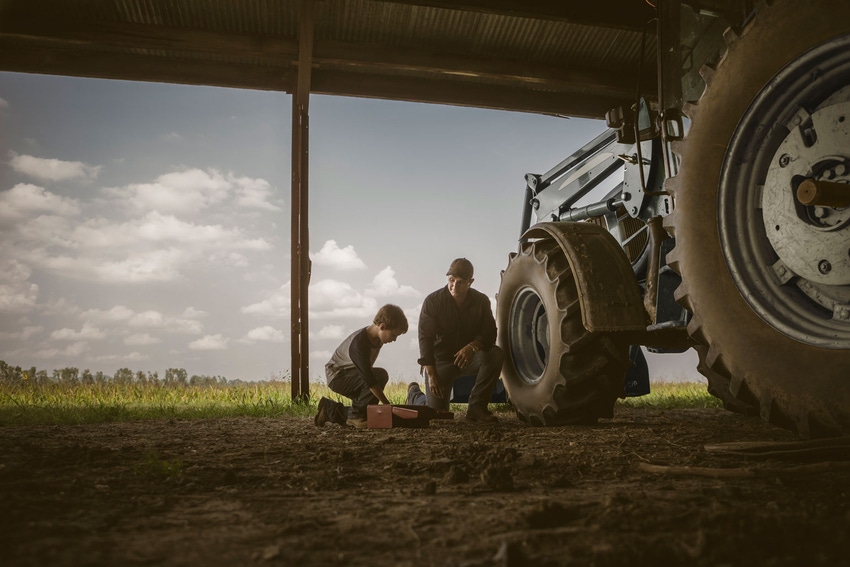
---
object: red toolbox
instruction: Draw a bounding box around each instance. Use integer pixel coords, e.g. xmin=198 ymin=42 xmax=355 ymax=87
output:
xmin=366 ymin=404 xmax=454 ymax=428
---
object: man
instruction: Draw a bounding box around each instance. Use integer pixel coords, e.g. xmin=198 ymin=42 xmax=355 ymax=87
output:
xmin=407 ymin=258 xmax=503 ymax=422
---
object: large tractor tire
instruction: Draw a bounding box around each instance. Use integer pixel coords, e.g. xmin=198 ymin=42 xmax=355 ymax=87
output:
xmin=664 ymin=0 xmax=850 ymax=437
xmin=497 ymin=239 xmax=631 ymax=425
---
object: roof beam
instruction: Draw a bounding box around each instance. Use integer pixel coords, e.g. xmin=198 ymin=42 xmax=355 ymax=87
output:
xmin=374 ymin=0 xmax=656 ymax=31
xmin=0 ymin=35 xmax=641 ymax=117
xmin=0 ymin=40 xmax=293 ymax=91
xmin=315 ymin=40 xmax=639 ymax=99
xmin=0 ymin=19 xmax=646 ymax=102
xmin=311 ymin=70 xmax=629 ymax=118
xmin=0 ymin=18 xmax=297 ymax=59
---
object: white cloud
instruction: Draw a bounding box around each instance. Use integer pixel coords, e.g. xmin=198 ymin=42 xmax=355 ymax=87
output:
xmin=181 ymin=306 xmax=207 ymax=319
xmin=309 ymin=279 xmax=377 ymax=319
xmin=35 ymin=341 xmax=89 ymax=359
xmin=0 ymin=259 xmax=39 ymax=313
xmin=106 ymin=168 xmax=230 ymax=215
xmin=17 ymin=211 xmax=271 ymax=283
xmin=242 ymin=282 xmax=291 ymax=317
xmin=160 ymin=132 xmax=183 ymax=142
xmin=0 ymin=325 xmax=43 ymax=340
xmin=241 ymin=326 xmax=287 ymax=343
xmin=189 ymin=334 xmax=228 ymax=351
xmin=89 ymin=352 xmax=149 ymax=362
xmin=0 ymin=97 xmax=8 ymax=109
xmin=134 ymin=213 xmax=269 ymax=249
xmin=81 ymin=306 xmax=202 ymax=334
xmin=124 ymin=333 xmax=161 ymax=346
xmin=211 ymin=251 xmax=249 ymax=267
xmin=81 ymin=305 xmax=135 ymax=323
xmin=312 ymin=240 xmax=366 ymax=271
xmin=51 ymin=323 xmax=107 ymax=341
xmin=124 ymin=351 xmax=149 ymax=361
xmin=232 ymin=174 xmax=281 ymax=211
xmin=70 ymin=212 xmax=269 ymax=251
xmin=405 ymin=304 xmax=421 ymax=328
xmin=95 ymin=248 xmax=185 ymax=283
xmin=366 ymin=266 xmax=421 ymax=298
xmin=0 ymin=183 xmax=81 ymax=221
xmin=310 ymin=350 xmax=332 ymax=361
xmin=314 ymin=325 xmax=345 ymax=340
xmin=2 ymin=170 xmax=272 ymax=285
xmin=8 ymin=152 xmax=102 ymax=182
xmin=129 ymin=310 xmax=204 ymax=334
xmin=65 ymin=341 xmax=89 ymax=356
xmin=244 ymin=278 xmax=379 ymax=320
xmin=39 ymin=297 xmax=80 ymax=316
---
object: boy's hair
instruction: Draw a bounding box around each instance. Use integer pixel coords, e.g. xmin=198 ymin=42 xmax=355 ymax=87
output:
xmin=374 ymin=304 xmax=408 ymax=333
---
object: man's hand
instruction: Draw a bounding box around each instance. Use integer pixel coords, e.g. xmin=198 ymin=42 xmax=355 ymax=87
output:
xmin=426 ymin=366 xmax=447 ymax=399
xmin=453 ymin=344 xmax=476 ymax=369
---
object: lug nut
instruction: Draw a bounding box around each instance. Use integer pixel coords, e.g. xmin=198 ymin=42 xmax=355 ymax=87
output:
xmin=779 ymin=154 xmax=791 ymax=167
xmin=818 ymin=259 xmax=832 ymax=274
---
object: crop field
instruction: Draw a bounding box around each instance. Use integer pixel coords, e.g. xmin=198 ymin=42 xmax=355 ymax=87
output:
xmin=0 ymin=379 xmax=719 ymax=426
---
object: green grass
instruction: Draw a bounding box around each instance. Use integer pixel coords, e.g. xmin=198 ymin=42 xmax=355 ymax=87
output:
xmin=617 ymin=381 xmax=722 ymax=410
xmin=138 ymin=451 xmax=186 ymax=481
xmin=0 ymin=380 xmax=718 ymax=426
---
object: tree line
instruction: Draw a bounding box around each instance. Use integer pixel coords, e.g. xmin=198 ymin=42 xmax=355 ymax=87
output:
xmin=0 ymin=360 xmax=240 ymax=387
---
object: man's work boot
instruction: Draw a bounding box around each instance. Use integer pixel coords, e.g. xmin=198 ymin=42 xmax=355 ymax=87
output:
xmin=466 ymin=405 xmax=498 ymax=422
xmin=347 ymin=417 xmax=368 ymax=429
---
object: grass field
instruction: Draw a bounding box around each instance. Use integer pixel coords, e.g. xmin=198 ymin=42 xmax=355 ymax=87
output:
xmin=0 ymin=379 xmax=719 ymax=426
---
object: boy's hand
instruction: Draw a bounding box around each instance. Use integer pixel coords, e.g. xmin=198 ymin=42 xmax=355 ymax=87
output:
xmin=370 ymin=385 xmax=391 ymax=405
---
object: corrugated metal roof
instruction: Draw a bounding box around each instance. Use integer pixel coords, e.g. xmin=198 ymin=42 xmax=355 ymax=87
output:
xmin=0 ymin=0 xmax=658 ymax=117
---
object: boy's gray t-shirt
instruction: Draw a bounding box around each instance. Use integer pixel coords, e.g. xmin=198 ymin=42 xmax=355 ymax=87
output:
xmin=325 ymin=327 xmax=382 ymax=387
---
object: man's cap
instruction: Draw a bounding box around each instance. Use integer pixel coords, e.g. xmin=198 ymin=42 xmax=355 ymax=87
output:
xmin=446 ymin=258 xmax=474 ymax=279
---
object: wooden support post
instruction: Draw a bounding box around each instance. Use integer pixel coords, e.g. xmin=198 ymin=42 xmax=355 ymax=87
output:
xmin=290 ymin=0 xmax=314 ymax=402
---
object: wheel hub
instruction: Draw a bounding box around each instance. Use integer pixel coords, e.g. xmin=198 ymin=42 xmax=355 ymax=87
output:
xmin=763 ymin=101 xmax=850 ymax=285
xmin=719 ymin=33 xmax=850 ymax=348
xmin=508 ymin=287 xmax=549 ymax=384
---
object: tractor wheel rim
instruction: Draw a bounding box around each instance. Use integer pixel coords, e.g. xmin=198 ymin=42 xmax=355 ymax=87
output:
xmin=719 ymin=33 xmax=850 ymax=348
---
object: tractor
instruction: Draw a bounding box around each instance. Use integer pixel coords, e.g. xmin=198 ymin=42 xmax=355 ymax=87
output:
xmin=496 ymin=0 xmax=850 ymax=438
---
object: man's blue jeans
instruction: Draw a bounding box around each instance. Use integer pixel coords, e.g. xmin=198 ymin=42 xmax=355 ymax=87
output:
xmin=410 ymin=346 xmax=503 ymax=411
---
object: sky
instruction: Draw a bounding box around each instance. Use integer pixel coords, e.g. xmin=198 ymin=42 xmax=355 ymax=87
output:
xmin=0 ymin=71 xmax=702 ymax=384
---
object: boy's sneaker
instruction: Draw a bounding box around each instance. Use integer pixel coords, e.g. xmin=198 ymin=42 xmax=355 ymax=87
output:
xmin=406 ymin=382 xmax=422 ymax=405
xmin=347 ymin=417 xmax=368 ymax=429
xmin=466 ymin=406 xmax=498 ymax=422
xmin=313 ymin=396 xmax=340 ymax=427
xmin=314 ymin=396 xmax=333 ymax=427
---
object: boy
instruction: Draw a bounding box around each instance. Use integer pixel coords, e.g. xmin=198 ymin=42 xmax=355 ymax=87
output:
xmin=314 ymin=304 xmax=408 ymax=429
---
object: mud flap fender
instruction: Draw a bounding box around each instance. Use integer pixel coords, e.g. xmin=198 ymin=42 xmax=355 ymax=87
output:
xmin=522 ymin=222 xmax=647 ymax=332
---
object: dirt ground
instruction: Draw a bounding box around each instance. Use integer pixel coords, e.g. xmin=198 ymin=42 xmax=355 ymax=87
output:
xmin=2 ymin=405 xmax=849 ymax=567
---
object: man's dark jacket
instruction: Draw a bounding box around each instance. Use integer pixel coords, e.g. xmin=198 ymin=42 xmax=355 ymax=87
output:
xmin=417 ymin=286 xmax=497 ymax=366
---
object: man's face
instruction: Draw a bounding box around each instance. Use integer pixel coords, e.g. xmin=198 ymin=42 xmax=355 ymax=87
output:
xmin=447 ymin=275 xmax=472 ymax=299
